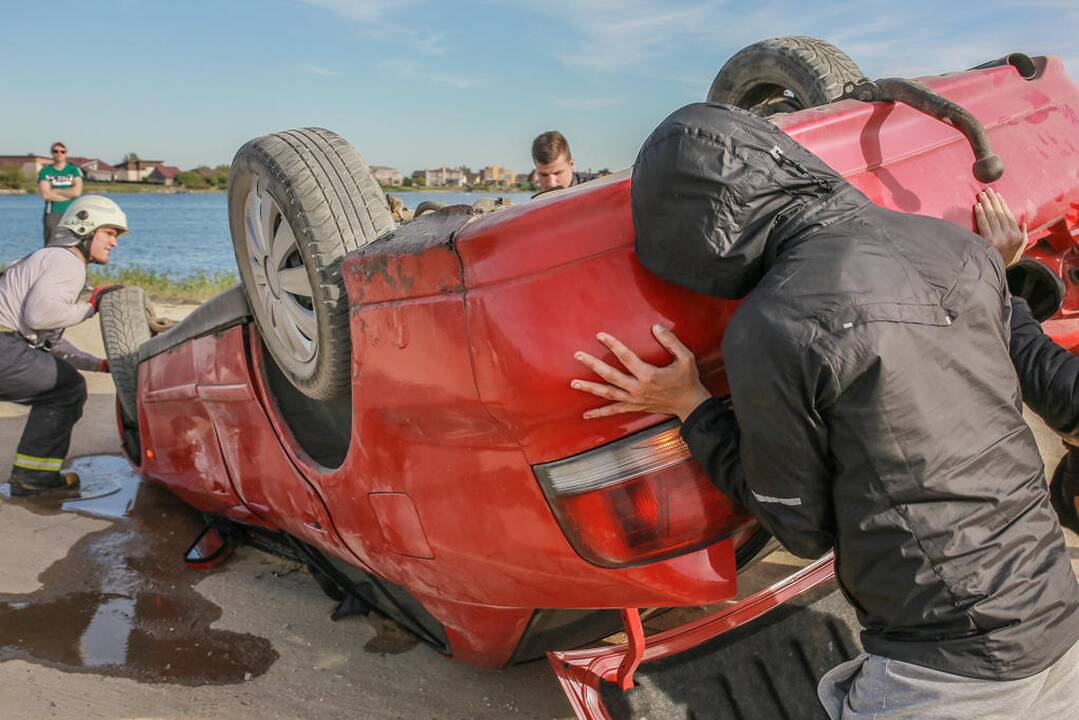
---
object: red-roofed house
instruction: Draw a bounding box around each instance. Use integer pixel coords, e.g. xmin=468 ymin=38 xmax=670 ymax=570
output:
xmin=69 ymin=157 xmax=118 ymax=182
xmin=148 ymin=165 xmax=180 ymax=187
xmin=0 ymin=154 xmax=51 ymax=177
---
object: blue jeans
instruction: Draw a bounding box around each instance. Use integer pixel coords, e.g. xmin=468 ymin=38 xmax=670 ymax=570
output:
xmin=818 ymin=639 xmax=1079 ymax=719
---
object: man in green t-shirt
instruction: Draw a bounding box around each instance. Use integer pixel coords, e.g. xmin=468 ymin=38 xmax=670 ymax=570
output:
xmin=37 ymin=141 xmax=84 ymax=244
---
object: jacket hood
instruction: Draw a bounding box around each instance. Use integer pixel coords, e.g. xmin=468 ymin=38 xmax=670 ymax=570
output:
xmin=632 ymin=102 xmax=867 ymax=299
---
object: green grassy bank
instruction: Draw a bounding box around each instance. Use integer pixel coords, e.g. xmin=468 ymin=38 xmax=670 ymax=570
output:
xmin=86 ymin=266 xmax=238 ymax=304
xmin=83 ymin=182 xmax=222 ymax=194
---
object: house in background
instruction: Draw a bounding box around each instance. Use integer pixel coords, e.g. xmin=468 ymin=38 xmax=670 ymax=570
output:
xmin=114 ymin=158 xmax=164 ymax=182
xmin=420 ymin=166 xmax=465 ymax=187
xmin=69 ymin=157 xmax=117 ymax=182
xmin=370 ymin=165 xmax=403 ymax=186
xmin=480 ymin=165 xmax=515 ymax=188
xmin=0 ymin=154 xmax=51 ymax=178
xmin=148 ymin=165 xmax=180 ymax=186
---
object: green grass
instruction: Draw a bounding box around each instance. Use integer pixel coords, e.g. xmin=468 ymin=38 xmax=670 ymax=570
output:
xmin=83 ymin=181 xmax=223 ymax=194
xmin=86 ymin=266 xmax=238 ymax=304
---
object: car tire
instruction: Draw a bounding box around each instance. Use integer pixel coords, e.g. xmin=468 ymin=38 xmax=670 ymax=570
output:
xmin=707 ymin=36 xmax=866 ymax=116
xmin=99 ymin=286 xmax=153 ymax=426
xmin=228 ymin=128 xmax=395 ymax=400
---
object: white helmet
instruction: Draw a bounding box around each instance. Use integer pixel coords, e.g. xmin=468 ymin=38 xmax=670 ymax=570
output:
xmin=58 ymin=195 xmax=128 ymax=238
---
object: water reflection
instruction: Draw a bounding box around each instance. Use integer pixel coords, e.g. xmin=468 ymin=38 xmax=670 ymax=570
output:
xmin=0 ymin=454 xmax=278 ymax=684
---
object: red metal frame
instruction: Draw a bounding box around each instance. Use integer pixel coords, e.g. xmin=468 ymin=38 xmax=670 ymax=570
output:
xmin=615 ymin=608 xmax=645 ymax=690
xmin=549 ymin=556 xmax=837 ymax=720
xmin=130 ymin=58 xmax=1079 ymax=671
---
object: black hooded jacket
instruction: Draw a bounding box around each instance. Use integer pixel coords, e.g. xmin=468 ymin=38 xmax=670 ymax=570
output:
xmin=1010 ymin=295 xmax=1079 ymax=438
xmin=633 ymin=103 xmax=1079 ymax=680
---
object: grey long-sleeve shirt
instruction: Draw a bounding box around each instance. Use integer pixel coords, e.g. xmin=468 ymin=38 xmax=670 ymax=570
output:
xmin=0 ymin=247 xmax=101 ymax=370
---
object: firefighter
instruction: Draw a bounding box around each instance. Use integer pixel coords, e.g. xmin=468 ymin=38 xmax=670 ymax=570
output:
xmin=0 ymin=195 xmax=126 ymax=497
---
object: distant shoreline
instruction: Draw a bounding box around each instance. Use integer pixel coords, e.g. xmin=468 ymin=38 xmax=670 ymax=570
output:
xmin=0 ymin=185 xmax=223 ymax=195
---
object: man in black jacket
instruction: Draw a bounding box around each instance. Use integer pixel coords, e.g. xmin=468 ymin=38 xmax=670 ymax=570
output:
xmin=1011 ymin=297 xmax=1079 ymax=534
xmin=570 ymin=103 xmax=1079 ymax=717
xmin=970 ymin=188 xmax=1079 ymax=535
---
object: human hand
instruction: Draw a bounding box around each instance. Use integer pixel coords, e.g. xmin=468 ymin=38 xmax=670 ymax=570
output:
xmin=571 ymin=324 xmax=712 ymax=421
xmin=88 ymin=284 xmax=123 ymax=313
xmin=974 ymin=188 xmax=1027 ymax=267
xmin=97 ymin=359 xmax=110 ymax=373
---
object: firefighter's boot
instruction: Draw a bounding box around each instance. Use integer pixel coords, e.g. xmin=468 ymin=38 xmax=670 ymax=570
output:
xmin=8 ymin=469 xmax=81 ymax=498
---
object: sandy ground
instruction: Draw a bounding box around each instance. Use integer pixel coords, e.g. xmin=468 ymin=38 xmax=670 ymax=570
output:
xmin=1 ymin=310 xmax=1077 ymax=720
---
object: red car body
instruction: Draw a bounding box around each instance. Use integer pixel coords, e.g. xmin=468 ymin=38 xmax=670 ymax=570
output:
xmin=129 ymin=55 xmax=1079 ymax=698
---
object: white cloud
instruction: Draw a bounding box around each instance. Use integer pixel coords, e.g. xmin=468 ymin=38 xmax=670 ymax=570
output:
xmin=379 ymin=61 xmax=480 ymax=88
xmin=555 ymin=97 xmax=627 ymax=111
xmin=297 ymin=0 xmax=446 ymax=55
xmin=524 ymin=0 xmax=1076 ymax=81
xmin=379 ymin=59 xmax=420 ymax=78
xmin=433 ymin=74 xmax=482 ymax=89
xmin=537 ymin=1 xmax=714 ymax=72
xmin=302 ymin=64 xmax=339 ymax=77
xmin=298 ymin=0 xmax=412 ymax=22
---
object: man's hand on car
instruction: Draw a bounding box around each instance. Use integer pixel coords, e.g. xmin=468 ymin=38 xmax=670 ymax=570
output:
xmin=975 ymin=188 xmax=1027 ymax=267
xmin=571 ymin=325 xmax=712 ymax=421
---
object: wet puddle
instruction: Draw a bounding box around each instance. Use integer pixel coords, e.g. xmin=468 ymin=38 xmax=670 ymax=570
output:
xmin=0 ymin=454 xmax=278 ymax=685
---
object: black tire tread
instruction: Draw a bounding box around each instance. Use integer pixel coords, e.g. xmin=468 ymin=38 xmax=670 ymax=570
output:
xmin=708 ymin=35 xmax=866 ymax=109
xmin=99 ymin=287 xmax=152 ymax=424
xmin=757 ymin=36 xmax=864 ymax=100
xmin=229 ymin=128 xmax=394 ymax=399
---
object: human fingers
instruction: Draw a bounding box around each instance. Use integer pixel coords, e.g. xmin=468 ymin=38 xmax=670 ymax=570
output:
xmin=997 ymin=193 xmax=1018 ymax=231
xmin=574 ymin=350 xmax=637 ymax=389
xmin=978 ymin=192 xmax=1002 ymax=235
xmin=583 ymin=401 xmax=640 ymax=419
xmin=651 ymin=324 xmax=694 ymax=362
xmin=596 ymin=332 xmax=651 ymax=378
xmin=987 ymin=188 xmax=1008 ymax=218
xmin=569 ymin=378 xmax=632 ymax=402
xmin=974 ymin=202 xmax=991 ymax=237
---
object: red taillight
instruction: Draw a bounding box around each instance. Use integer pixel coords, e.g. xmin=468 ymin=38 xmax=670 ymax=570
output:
xmin=535 ymin=421 xmax=750 ymax=568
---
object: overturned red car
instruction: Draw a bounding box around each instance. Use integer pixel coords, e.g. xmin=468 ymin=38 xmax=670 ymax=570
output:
xmin=100 ymin=36 xmax=1079 ymax=718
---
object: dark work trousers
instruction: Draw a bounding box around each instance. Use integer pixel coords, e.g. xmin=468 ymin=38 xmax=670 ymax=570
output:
xmin=43 ymin=212 xmax=63 ymax=245
xmin=0 ymin=332 xmax=87 ymax=481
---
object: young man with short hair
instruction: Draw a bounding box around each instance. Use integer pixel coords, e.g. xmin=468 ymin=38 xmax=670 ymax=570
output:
xmin=37 ymin=142 xmax=84 ymax=244
xmin=530 ymin=131 xmax=595 ymax=191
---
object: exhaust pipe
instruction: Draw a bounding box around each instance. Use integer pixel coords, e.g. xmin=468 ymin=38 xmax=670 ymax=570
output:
xmin=844 ymin=78 xmax=1004 ymax=183
xmin=970 ymin=53 xmax=1038 ymax=81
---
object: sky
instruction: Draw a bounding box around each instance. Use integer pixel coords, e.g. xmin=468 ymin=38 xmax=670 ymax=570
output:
xmin=3 ymin=0 xmax=1076 ymax=175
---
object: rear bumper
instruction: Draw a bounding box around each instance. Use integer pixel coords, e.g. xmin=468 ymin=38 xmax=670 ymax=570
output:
xmin=549 ymin=554 xmax=860 ymax=720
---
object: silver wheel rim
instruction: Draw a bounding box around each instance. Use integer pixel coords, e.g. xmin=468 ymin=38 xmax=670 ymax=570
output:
xmin=244 ymin=176 xmax=318 ymax=365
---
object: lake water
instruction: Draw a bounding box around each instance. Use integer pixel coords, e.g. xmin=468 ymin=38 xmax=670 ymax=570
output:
xmin=0 ymin=191 xmax=534 ymax=276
